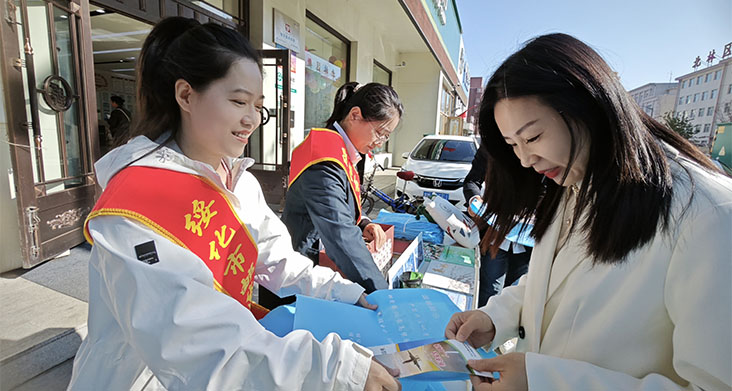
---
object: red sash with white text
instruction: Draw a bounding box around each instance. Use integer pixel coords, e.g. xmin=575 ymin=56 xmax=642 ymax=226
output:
xmin=289 ymin=128 xmax=361 ymax=221
xmin=84 ymin=166 xmax=269 ymax=319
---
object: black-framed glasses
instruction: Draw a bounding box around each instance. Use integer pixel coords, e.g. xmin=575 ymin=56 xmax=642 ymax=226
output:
xmin=365 ymin=120 xmax=393 ymax=142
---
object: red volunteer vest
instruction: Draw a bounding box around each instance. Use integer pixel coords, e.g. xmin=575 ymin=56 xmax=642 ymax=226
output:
xmin=84 ymin=166 xmax=269 ymax=319
xmin=289 ymin=128 xmax=362 ymax=221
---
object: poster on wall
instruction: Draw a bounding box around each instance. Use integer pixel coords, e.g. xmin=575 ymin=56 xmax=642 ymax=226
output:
xmin=303 ymin=49 xmax=346 ymax=131
xmin=273 ymin=9 xmax=301 ymax=53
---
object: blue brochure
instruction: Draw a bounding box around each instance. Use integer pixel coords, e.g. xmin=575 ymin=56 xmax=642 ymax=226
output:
xmin=293 ymin=288 xmax=461 ymax=347
xmin=258 ymin=304 xmax=296 ymax=337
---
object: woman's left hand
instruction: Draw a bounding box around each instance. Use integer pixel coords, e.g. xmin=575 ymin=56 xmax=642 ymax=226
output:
xmin=467 ymin=353 xmax=527 ymax=391
xmin=356 ymin=292 xmax=378 ymax=310
xmin=363 ymin=223 xmax=386 ymax=249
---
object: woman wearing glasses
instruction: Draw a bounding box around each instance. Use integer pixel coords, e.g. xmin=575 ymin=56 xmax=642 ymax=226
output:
xmin=260 ymin=82 xmax=402 ymax=308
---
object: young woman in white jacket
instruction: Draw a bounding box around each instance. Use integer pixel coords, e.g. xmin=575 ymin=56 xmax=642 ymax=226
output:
xmin=68 ymin=17 xmax=400 ymax=391
xmin=446 ymin=33 xmax=731 ymax=390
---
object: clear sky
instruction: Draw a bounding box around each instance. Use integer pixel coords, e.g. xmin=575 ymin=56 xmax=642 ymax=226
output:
xmin=458 ymin=0 xmax=731 ymax=91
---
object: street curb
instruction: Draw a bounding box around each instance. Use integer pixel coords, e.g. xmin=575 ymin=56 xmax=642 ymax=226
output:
xmin=0 ymin=324 xmax=86 ymax=390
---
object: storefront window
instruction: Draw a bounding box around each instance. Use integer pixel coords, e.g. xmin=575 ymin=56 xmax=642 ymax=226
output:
xmin=304 ymin=12 xmax=349 ymax=131
xmin=371 ymin=61 xmax=392 ymax=153
xmin=439 ymin=84 xmax=453 ymax=135
xmin=201 ymin=0 xmax=239 ymax=20
xmin=373 ymin=61 xmax=391 ymax=86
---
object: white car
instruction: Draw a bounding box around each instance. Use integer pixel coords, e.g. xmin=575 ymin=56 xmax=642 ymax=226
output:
xmin=396 ymin=135 xmax=479 ymax=209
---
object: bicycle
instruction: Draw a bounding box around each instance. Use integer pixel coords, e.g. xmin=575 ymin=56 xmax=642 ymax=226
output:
xmin=361 ymin=161 xmax=420 ymax=215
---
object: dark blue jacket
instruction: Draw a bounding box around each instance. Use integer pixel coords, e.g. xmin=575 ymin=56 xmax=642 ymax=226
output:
xmin=282 ymin=161 xmax=388 ymax=292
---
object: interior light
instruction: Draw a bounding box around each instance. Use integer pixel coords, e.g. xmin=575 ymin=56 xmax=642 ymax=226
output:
xmin=190 ymin=1 xmax=233 ymax=21
xmin=92 ymin=29 xmax=150 ymax=40
xmin=93 ymin=47 xmax=141 ymax=55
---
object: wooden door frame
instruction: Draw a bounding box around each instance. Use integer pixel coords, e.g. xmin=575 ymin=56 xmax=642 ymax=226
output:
xmin=0 ymin=0 xmax=100 ymax=267
xmin=258 ymin=49 xmax=291 ymax=168
xmin=1 ymin=0 xmax=38 ymax=265
xmin=89 ymin=0 xmax=249 ymax=32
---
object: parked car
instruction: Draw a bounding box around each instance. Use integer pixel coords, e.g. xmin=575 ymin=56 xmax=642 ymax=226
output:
xmin=396 ymin=135 xmax=479 ymax=209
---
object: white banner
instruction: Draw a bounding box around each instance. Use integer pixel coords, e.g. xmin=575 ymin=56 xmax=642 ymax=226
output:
xmin=305 ymin=51 xmax=342 ymax=82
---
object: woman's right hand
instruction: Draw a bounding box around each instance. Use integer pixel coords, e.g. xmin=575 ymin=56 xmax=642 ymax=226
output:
xmin=445 ymin=310 xmax=495 ymax=348
xmin=364 ymin=359 xmax=401 ymax=391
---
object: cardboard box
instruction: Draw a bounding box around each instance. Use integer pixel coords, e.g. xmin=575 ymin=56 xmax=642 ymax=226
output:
xmin=386 ymin=233 xmax=423 ymax=289
xmin=319 ymin=224 xmax=394 ymax=280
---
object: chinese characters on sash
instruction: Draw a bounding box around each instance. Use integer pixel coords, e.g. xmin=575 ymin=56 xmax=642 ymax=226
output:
xmin=184 ymin=198 xmax=257 ymax=306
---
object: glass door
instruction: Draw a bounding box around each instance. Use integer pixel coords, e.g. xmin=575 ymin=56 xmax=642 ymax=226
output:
xmin=7 ymin=0 xmax=97 ymax=267
xmin=21 ymin=0 xmax=87 ymax=192
xmin=245 ymin=49 xmax=291 ymax=209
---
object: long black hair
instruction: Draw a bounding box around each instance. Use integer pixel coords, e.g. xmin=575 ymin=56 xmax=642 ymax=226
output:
xmin=478 ymin=33 xmax=717 ymax=264
xmin=325 ymin=82 xmax=403 ymax=128
xmin=127 ymin=17 xmax=260 ymax=144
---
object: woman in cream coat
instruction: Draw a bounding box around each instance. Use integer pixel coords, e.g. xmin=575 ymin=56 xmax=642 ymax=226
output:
xmin=446 ymin=33 xmax=731 ymax=390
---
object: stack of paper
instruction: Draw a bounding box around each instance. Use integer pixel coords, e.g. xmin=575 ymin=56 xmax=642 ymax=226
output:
xmin=422 ymin=261 xmax=474 ymax=294
xmin=419 ymin=244 xmax=477 ymax=311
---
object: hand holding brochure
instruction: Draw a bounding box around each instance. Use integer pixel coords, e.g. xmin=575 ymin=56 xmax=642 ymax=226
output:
xmin=371 ymin=339 xmax=494 ymax=379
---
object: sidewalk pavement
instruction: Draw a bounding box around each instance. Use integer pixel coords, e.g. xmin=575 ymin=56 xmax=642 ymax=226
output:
xmin=0 ymin=245 xmax=90 ymax=390
xmin=0 ymin=168 xmax=399 ymax=390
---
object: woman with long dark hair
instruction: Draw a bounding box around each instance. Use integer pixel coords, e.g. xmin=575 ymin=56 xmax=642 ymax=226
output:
xmin=446 ymin=33 xmax=731 ymax=390
xmin=69 ymin=17 xmax=400 ymax=390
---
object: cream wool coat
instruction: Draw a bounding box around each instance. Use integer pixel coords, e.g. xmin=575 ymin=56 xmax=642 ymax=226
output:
xmin=482 ymin=152 xmax=732 ymax=390
xmin=68 ymin=135 xmax=372 ymax=391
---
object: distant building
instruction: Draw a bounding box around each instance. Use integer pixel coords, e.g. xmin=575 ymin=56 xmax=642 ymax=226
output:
xmin=674 ymin=57 xmax=732 ymax=148
xmin=466 ymin=77 xmax=483 ymax=134
xmin=628 ymin=82 xmax=678 ymax=121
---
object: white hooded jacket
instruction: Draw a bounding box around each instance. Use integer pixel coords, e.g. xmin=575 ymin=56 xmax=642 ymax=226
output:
xmin=481 ymin=148 xmax=732 ymax=390
xmin=68 ymin=135 xmax=372 ymax=390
